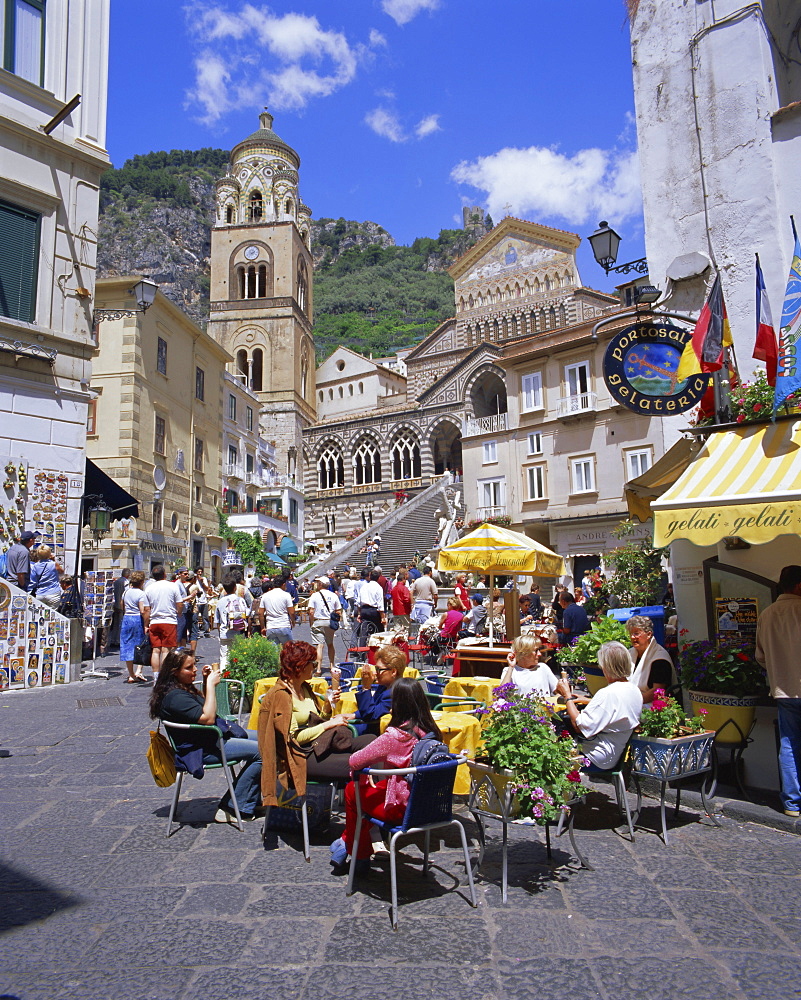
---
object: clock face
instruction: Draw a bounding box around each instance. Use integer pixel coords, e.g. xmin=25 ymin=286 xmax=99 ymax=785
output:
xmin=244 ymin=246 xmax=259 ymax=260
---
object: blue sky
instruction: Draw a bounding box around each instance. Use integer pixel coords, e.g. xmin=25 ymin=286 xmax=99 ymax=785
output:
xmin=108 ymin=1 xmax=643 ymax=289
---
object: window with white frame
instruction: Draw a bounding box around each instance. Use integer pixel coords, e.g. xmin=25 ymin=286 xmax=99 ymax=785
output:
xmin=2 ymin=0 xmax=45 ymax=85
xmin=521 ymin=372 xmax=543 ymax=412
xmin=626 ymin=448 xmax=652 ymax=479
xmin=526 ymin=464 xmax=546 ymax=500
xmin=527 ymin=431 xmax=543 ymax=456
xmin=564 ymin=361 xmax=590 ymax=399
xmin=228 ymin=394 xmax=236 ymax=421
xmin=482 ymin=440 xmax=497 ymax=464
xmin=478 ymin=477 xmax=505 ymax=517
xmin=571 ymin=456 xmax=596 ymax=494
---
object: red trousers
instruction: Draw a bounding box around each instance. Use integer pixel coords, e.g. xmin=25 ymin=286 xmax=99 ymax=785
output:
xmin=343 ymin=777 xmax=405 ymax=859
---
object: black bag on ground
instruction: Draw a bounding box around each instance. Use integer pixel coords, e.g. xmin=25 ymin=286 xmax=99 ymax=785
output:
xmin=133 ymin=639 xmax=152 ymax=666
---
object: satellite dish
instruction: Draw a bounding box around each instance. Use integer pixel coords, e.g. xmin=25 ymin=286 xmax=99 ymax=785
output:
xmin=153 ymin=465 xmax=167 ymax=490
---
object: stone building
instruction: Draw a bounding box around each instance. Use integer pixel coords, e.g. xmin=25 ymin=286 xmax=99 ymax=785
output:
xmin=629 ymin=0 xmax=801 ymax=376
xmin=0 ymin=0 xmax=110 ymax=571
xmin=207 ymin=111 xmax=317 ymax=482
xmin=301 ymin=218 xmax=620 ymax=549
xmin=87 ymin=277 xmax=229 ymax=578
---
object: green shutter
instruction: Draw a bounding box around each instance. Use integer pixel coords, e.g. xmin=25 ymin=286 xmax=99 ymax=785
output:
xmin=0 ymin=199 xmax=40 ymax=323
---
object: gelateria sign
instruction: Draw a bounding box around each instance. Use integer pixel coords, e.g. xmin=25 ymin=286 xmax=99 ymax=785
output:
xmin=654 ymin=502 xmax=800 ymax=547
xmin=603 ymin=321 xmax=709 ymax=415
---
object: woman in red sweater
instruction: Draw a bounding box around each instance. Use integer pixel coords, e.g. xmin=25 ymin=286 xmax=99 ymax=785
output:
xmin=330 ymin=678 xmax=443 ymax=872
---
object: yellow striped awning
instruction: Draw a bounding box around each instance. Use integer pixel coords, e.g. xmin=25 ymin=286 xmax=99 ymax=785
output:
xmin=652 ymin=419 xmax=801 ymax=547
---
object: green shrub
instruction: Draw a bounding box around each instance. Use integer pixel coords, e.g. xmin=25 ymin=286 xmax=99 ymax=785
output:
xmin=223 ymin=634 xmax=280 ymax=699
xmin=556 ymin=616 xmax=631 ymax=667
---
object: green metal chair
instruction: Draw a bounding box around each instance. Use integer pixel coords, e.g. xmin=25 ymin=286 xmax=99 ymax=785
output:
xmin=214 ymin=679 xmax=246 ymax=726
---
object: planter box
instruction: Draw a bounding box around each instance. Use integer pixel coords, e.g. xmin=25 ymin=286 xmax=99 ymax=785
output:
xmin=630 ymin=730 xmax=715 ymax=781
xmin=468 ymin=760 xmax=519 ymax=819
xmin=688 ymin=691 xmax=758 ymax=745
xmin=581 ymin=663 xmax=608 ymax=697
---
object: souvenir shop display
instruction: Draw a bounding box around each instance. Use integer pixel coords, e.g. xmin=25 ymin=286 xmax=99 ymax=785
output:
xmin=0 ymin=580 xmax=71 ymax=691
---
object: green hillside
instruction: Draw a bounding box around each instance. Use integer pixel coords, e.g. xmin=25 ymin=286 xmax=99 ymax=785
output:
xmin=98 ymin=150 xmax=491 ymax=358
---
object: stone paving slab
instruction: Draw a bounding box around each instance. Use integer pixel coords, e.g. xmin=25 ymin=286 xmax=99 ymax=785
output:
xmin=1 ymin=636 xmax=800 ymax=1000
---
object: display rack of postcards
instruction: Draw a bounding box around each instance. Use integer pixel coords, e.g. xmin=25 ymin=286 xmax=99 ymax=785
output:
xmin=82 ymin=570 xmax=114 ymax=679
xmin=0 ymin=580 xmax=71 ymax=690
xmin=28 ymin=468 xmax=70 ymax=567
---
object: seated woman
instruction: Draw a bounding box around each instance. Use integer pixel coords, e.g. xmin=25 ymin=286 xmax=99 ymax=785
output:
xmin=258 ymin=641 xmax=374 ymax=798
xmin=555 ymin=641 xmax=643 ymax=770
xmin=330 ymin=677 xmax=443 ymax=872
xmin=429 ymin=595 xmax=465 ymax=662
xmin=149 ymin=648 xmax=262 ymax=822
xmin=625 ymin=615 xmax=675 ymax=705
xmin=500 ymin=634 xmax=558 ymax=697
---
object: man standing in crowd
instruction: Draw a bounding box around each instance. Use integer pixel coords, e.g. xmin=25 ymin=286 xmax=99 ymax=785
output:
xmin=106 ymin=567 xmax=130 ymax=653
xmin=756 ymin=565 xmax=801 ymax=818
xmin=558 ymin=590 xmax=590 ymax=646
xmin=411 ymin=565 xmax=438 ymax=624
xmin=358 ymin=568 xmax=386 ymax=644
xmin=391 ymin=569 xmax=412 ymax=627
xmin=195 ymin=566 xmax=211 ymax=636
xmin=5 ymin=531 xmax=37 ymax=590
xmin=258 ymin=574 xmax=295 ymax=645
xmin=144 ymin=564 xmax=184 ymax=675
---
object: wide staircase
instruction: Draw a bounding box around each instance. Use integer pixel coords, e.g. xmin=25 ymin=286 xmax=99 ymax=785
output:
xmin=300 ymin=475 xmax=464 ymax=581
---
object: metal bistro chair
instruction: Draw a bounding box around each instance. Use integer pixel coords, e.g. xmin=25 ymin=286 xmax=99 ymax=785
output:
xmin=346 ymin=757 xmax=478 ymax=929
xmin=214 ymin=678 xmax=246 ymax=727
xmin=347 ymin=619 xmax=377 ymax=662
xmin=582 ymin=743 xmax=636 ymax=844
xmin=162 ymin=721 xmax=246 ymax=836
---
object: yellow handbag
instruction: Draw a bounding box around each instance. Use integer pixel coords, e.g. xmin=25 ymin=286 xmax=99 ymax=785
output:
xmin=147 ymin=725 xmax=177 ymax=787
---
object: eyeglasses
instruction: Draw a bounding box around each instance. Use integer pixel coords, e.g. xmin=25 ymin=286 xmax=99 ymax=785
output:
xmin=375 ymin=665 xmax=392 ymax=674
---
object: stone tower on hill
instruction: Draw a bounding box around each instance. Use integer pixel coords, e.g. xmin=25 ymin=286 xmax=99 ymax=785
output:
xmin=208 ymin=110 xmax=317 ymax=481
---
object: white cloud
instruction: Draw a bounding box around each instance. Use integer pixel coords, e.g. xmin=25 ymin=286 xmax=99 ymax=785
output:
xmin=365 ymin=107 xmax=407 ymax=143
xmin=415 ymin=113 xmax=441 ymax=138
xmin=450 ymin=144 xmax=642 ymax=228
xmin=369 ymin=29 xmax=387 ymax=47
xmin=185 ymin=3 xmax=375 ymax=123
xmin=381 ymin=0 xmax=440 ymax=27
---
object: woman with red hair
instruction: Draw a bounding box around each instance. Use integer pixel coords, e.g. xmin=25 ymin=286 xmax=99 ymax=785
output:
xmin=258 ymin=641 xmax=374 ymax=810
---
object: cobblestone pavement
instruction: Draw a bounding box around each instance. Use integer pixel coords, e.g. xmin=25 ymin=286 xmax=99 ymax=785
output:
xmin=1 ymin=634 xmax=800 ymax=1000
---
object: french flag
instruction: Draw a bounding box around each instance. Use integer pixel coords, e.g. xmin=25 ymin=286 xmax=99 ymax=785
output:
xmin=754 ymin=254 xmax=778 ymax=386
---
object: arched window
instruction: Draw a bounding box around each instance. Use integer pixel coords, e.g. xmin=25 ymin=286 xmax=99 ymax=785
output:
xmin=390 ymin=430 xmax=421 ymax=481
xmin=530 ymin=310 xmax=538 ymax=333
xmin=318 ymin=390 xmax=324 ymax=402
xmin=493 ymin=319 xmax=499 ymax=341
xmin=511 ymin=314 xmax=519 ymax=337
xmin=549 ymin=306 xmax=557 ymax=329
xmin=297 ymin=259 xmax=308 ymax=313
xmin=248 ymin=190 xmax=263 ymax=222
xmin=559 ymin=304 xmax=567 ymax=326
xmin=251 ymin=348 xmax=263 ymax=392
xmin=358 ymin=382 xmax=364 ymax=393
xmin=258 ymin=264 xmax=267 ymax=297
xmin=318 ymin=445 xmax=345 ymax=490
xmin=301 ymin=357 xmax=308 ymax=398
xmin=502 ymin=317 xmax=509 ymax=339
xmin=237 ymin=266 xmax=245 ymax=299
xmin=236 ymin=349 xmax=248 ymax=384
xmin=353 ymin=438 xmax=382 ymax=485
xmin=338 ymin=386 xmax=343 ymax=398
xmin=348 ymin=384 xmax=353 ymax=396
xmin=468 ymin=294 xmax=474 ymax=308
xmin=540 ymin=308 xmax=548 ymax=331
xmin=459 ymin=297 xmax=465 ymax=312
xmin=226 ymin=205 xmax=234 ymax=224
xmin=328 ymin=388 xmax=333 ymax=400
xmin=533 ymin=278 xmax=541 ymax=294
xmin=285 ymin=198 xmax=293 ymax=216
xmin=545 ymin=275 xmax=552 ymax=291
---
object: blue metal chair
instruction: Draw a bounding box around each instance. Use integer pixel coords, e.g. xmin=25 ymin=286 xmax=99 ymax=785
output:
xmin=346 ymin=757 xmax=478 ymax=929
xmin=162 ymin=721 xmax=246 ymax=836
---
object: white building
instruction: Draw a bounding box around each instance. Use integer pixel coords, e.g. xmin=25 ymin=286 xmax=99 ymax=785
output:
xmin=629 ymin=0 xmax=801 ymax=376
xmin=0 ymin=0 xmax=110 ymax=571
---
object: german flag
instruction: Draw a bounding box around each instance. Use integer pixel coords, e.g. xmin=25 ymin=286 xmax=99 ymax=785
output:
xmin=676 ymin=274 xmax=733 ymax=380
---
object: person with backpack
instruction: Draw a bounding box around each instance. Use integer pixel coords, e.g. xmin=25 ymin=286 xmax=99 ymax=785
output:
xmin=307 ymin=576 xmax=343 ymax=674
xmin=330 ymin=677 xmax=445 ymax=873
xmin=215 ymin=573 xmax=249 ymax=672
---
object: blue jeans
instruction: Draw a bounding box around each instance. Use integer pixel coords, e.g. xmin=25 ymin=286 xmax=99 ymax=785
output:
xmin=777 ymin=699 xmax=801 ymax=812
xmin=265 ymin=628 xmax=293 ymax=645
xmin=203 ymin=731 xmax=262 ymax=817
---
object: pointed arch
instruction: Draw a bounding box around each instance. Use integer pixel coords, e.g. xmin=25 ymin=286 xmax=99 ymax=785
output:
xmin=389 ymin=427 xmax=421 ymax=481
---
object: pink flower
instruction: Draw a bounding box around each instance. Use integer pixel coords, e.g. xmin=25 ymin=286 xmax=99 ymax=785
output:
xmin=567 ymin=770 xmax=581 ymax=783
xmin=699 ymin=708 xmax=709 ymax=716
xmin=736 ymin=414 xmax=745 ymax=423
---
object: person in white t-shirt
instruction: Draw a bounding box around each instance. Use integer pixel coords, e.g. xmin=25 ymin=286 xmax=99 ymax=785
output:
xmin=556 ymin=641 xmax=643 ymax=770
xmin=215 ymin=573 xmax=250 ymax=671
xmin=500 ymin=634 xmax=558 ymax=697
xmin=144 ymin=564 xmax=184 ymax=675
xmin=258 ymin=575 xmax=296 ymax=645
xmin=308 ymin=577 xmax=343 ymax=673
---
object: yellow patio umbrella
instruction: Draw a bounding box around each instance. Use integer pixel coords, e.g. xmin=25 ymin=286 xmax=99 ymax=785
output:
xmin=437 ymin=523 xmax=566 ymax=645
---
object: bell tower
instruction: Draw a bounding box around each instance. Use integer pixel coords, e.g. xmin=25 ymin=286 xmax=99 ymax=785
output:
xmin=208 ymin=110 xmax=316 ymax=479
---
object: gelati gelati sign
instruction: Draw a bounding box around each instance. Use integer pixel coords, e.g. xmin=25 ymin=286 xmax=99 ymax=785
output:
xmin=603 ymin=321 xmax=709 ymax=415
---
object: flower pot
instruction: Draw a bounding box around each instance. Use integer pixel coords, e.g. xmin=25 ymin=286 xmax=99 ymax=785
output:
xmin=468 ymin=760 xmax=520 ymax=819
xmin=688 ymin=691 xmax=758 ymax=745
xmin=581 ymin=663 xmax=608 ymax=697
xmin=630 ymin=730 xmax=715 ymax=781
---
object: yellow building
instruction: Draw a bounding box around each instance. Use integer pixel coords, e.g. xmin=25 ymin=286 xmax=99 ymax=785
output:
xmin=85 ymin=277 xmax=230 ymax=578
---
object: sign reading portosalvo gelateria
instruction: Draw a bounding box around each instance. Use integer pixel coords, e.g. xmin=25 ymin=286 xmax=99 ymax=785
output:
xmin=603 ymin=321 xmax=709 ymax=415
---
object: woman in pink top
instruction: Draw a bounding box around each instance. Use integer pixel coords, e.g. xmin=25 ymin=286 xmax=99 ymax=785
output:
xmin=330 ymin=678 xmax=443 ymax=869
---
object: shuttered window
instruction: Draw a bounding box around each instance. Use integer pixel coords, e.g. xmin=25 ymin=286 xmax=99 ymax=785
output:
xmin=0 ymin=198 xmax=40 ymax=323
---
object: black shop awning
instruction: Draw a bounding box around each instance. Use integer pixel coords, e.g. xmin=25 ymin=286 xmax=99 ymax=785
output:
xmin=83 ymin=459 xmax=139 ymax=524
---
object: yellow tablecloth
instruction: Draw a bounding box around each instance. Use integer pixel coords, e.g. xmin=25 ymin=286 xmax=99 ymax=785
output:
xmin=443 ymin=676 xmax=498 ymax=706
xmin=425 ymin=711 xmax=482 ymax=795
xmin=247 ymin=675 xmax=328 ymax=729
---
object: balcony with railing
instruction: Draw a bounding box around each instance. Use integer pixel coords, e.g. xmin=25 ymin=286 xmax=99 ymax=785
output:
xmin=463 ymin=412 xmax=508 ymax=437
xmin=556 ymin=392 xmax=597 ymax=418
xmin=225 ymin=463 xmax=243 ymax=480
xmin=475 ymin=505 xmax=507 ymax=521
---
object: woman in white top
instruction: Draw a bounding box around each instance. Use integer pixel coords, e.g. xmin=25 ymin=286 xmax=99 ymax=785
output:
xmin=308 ymin=577 xmax=343 ymax=674
xmin=556 ymin=641 xmax=643 ymax=770
xmin=500 ymin=634 xmax=558 ymax=697
xmin=120 ymin=570 xmax=151 ymax=683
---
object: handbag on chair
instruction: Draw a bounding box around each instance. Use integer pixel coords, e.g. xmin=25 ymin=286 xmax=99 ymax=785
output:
xmin=146 ymin=724 xmax=177 ymax=787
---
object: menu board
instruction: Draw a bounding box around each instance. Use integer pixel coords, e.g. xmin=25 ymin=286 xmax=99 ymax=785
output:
xmin=715 ymin=597 xmax=759 ymax=643
xmin=83 ymin=570 xmax=114 ymax=628
xmin=0 ymin=580 xmax=71 ymax=690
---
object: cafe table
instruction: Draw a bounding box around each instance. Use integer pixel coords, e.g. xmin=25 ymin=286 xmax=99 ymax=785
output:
xmin=443 ymin=675 xmax=497 ymax=706
xmin=384 ymin=710 xmax=482 ymax=795
xmin=247 ymin=675 xmax=329 ymax=729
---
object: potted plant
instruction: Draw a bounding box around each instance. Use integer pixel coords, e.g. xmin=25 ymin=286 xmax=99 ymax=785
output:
xmin=223 ymin=633 xmax=280 ymax=710
xmin=469 ymin=683 xmax=587 ymax=823
xmin=678 ymin=638 xmax=768 ymax=744
xmin=630 ymin=689 xmax=714 ymax=780
xmin=556 ymin=616 xmax=631 ymax=695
